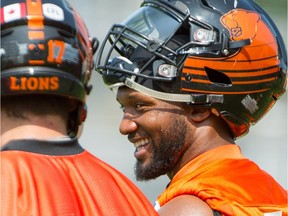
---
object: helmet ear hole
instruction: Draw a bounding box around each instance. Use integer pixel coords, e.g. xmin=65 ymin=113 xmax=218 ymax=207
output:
xmin=204 ymin=67 xmax=232 ymax=87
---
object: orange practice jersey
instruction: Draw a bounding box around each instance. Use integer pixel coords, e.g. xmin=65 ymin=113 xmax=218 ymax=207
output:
xmin=156 ymin=145 xmax=287 ymax=215
xmin=1 ymin=139 xmax=158 ymax=216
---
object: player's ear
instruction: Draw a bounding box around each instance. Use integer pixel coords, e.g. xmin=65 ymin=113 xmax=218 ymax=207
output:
xmin=189 ymin=107 xmax=212 ymax=123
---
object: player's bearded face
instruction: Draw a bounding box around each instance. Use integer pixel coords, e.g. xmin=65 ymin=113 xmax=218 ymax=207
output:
xmin=134 ymin=116 xmax=187 ymax=181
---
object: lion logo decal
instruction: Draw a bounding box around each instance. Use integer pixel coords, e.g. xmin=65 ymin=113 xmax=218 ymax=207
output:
xmin=221 ymin=9 xmax=260 ymax=41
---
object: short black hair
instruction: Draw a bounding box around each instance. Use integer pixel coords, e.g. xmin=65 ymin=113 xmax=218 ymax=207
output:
xmin=1 ymin=95 xmax=72 ymax=121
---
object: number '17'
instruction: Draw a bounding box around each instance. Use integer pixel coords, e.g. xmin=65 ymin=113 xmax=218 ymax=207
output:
xmin=47 ymin=40 xmax=65 ymax=64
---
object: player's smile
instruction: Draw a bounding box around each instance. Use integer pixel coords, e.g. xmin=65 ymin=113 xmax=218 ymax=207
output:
xmin=132 ymin=138 xmax=152 ymax=160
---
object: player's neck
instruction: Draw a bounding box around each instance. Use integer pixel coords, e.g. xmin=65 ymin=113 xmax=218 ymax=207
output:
xmin=1 ymin=114 xmax=68 ymax=147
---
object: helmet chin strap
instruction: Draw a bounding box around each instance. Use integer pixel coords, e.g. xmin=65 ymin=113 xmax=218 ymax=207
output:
xmin=109 ymin=77 xmax=224 ymax=105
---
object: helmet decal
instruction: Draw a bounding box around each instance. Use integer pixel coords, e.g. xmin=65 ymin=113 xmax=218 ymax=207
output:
xmin=26 ymin=0 xmax=44 ymax=40
xmin=221 ymin=9 xmax=260 ymax=41
xmin=42 ymin=3 xmax=64 ymax=21
xmin=9 ymin=76 xmax=59 ymax=91
xmin=241 ymin=94 xmax=259 ymax=115
xmin=0 ymin=3 xmax=27 ymax=24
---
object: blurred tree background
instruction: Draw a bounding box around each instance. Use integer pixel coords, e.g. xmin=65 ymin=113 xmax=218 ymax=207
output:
xmin=257 ymin=0 xmax=287 ymax=45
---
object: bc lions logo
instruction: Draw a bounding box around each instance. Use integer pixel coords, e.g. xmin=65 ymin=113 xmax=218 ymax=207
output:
xmin=220 ymin=8 xmax=276 ymax=52
xmin=221 ymin=9 xmax=260 ymax=41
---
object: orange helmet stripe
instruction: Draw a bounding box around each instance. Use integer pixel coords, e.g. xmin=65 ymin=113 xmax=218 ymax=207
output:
xmin=29 ymin=60 xmax=45 ymax=65
xmin=28 ymin=31 xmax=44 ymax=40
xmin=232 ymin=77 xmax=276 ymax=85
xmin=26 ymin=0 xmax=44 ymax=39
xmin=184 ymin=56 xmax=279 ymax=73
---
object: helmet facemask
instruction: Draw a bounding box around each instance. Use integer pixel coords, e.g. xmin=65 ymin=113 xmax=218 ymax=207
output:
xmin=96 ymin=0 xmax=248 ymax=102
